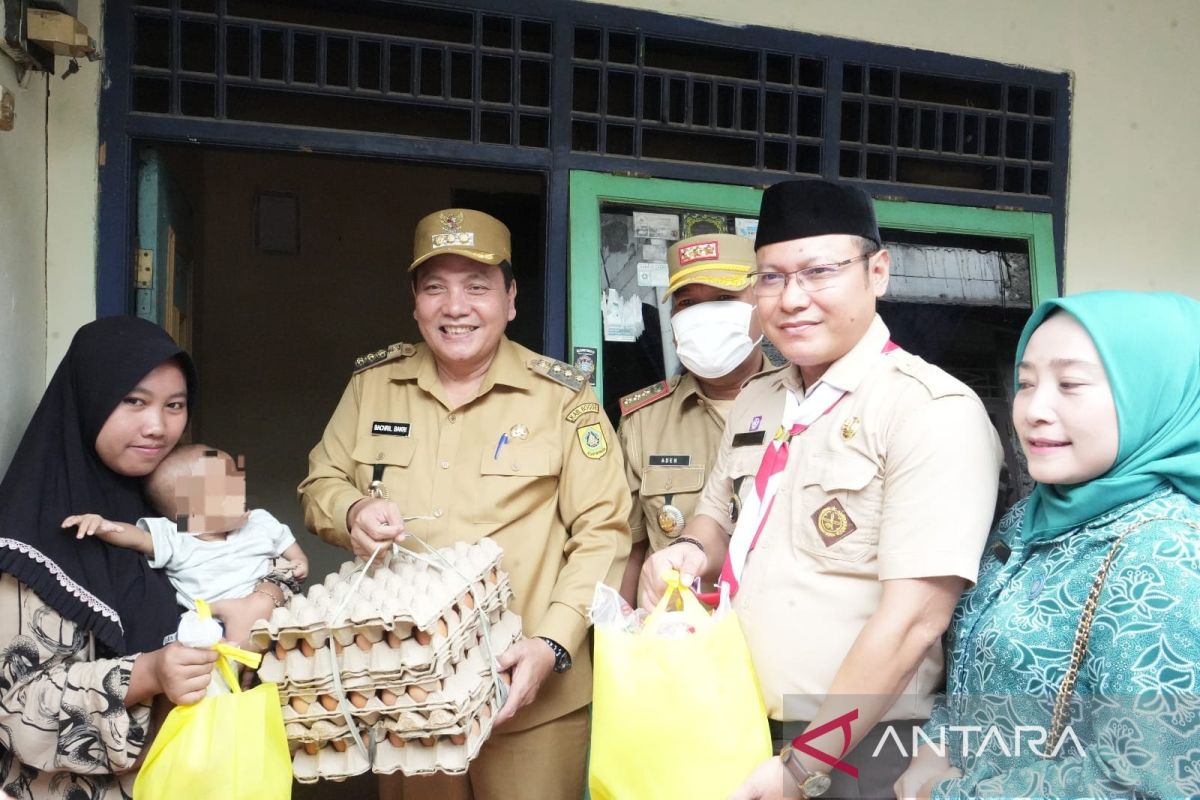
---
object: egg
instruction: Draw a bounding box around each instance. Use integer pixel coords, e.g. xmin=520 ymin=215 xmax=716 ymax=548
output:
xmin=318 ymin=694 xmax=338 ymax=711
xmin=419 ymin=736 xmax=436 ymax=747
xmin=414 ymin=629 xmax=432 ymax=646
xmin=380 ymin=688 xmax=398 ymax=705
xmin=385 ymin=631 xmax=403 ymax=648
xmin=273 ymin=641 xmax=287 ymax=660
xmin=470 ymin=719 xmax=481 ymax=737
xmin=386 ymin=731 xmax=405 ymax=748
xmin=460 ymin=591 xmax=475 ymax=611
xmin=354 ymin=633 xmax=372 ymax=652
xmin=289 ymin=696 xmax=310 ymax=714
xmin=302 ymin=741 xmax=318 ymax=755
xmin=449 ymin=733 xmax=466 ymax=745
xmin=407 ymin=685 xmax=428 ymax=703
xmin=499 ymin=672 xmax=512 ymax=687
xmin=331 ymin=738 xmax=347 ymax=753
xmin=348 ymin=691 xmax=369 ymax=709
xmin=298 ymin=639 xmax=315 ymax=657
xmin=435 ymin=618 xmax=449 ymax=637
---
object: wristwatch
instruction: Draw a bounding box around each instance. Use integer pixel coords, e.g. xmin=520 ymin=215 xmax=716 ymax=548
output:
xmin=537 ymin=636 xmax=572 ymax=673
xmin=779 ymin=744 xmax=832 ymax=798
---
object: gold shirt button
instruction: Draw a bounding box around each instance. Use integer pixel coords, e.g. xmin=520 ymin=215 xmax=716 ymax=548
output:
xmin=376 ymin=451 xmax=384 ymax=460
xmin=433 ymin=508 xmax=443 ymax=518
xmin=511 ymin=463 xmax=519 ymax=471
xmin=448 ymin=414 xmax=457 ymax=423
xmin=439 ymin=460 xmax=450 ymax=469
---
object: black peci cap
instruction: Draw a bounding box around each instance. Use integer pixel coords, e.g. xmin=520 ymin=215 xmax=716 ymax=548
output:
xmin=754 ymin=179 xmax=881 ymax=250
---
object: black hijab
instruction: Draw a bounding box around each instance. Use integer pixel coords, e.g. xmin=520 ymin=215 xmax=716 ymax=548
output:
xmin=0 ymin=317 xmax=196 ymax=656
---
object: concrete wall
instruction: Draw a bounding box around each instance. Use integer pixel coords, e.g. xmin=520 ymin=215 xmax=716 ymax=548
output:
xmin=591 ymin=0 xmax=1200 ymax=296
xmin=45 ymin=0 xmax=102 ymax=369
xmin=0 ymin=61 xmax=48 ymax=473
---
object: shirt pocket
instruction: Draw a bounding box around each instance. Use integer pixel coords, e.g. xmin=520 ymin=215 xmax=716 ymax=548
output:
xmin=351 ymin=436 xmax=418 ymax=495
xmin=474 ymin=443 xmax=558 ymax=526
xmin=793 ymin=450 xmax=881 ymax=564
xmin=641 ymin=465 xmax=706 ymax=540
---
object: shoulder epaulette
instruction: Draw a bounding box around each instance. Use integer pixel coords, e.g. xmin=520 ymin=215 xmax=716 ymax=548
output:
xmin=619 ymin=380 xmax=673 ymax=416
xmin=893 ymin=353 xmax=970 ymax=400
xmin=353 ymin=342 xmax=417 ymax=373
xmin=740 ymin=360 xmax=789 ymax=389
xmin=527 ymin=357 xmax=585 ymax=391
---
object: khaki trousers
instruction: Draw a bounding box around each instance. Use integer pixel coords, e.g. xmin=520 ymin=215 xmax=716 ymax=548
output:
xmin=378 ymin=706 xmax=589 ymax=800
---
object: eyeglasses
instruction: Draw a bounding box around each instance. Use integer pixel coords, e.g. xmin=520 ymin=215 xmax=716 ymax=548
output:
xmin=749 ymin=251 xmax=877 ymax=297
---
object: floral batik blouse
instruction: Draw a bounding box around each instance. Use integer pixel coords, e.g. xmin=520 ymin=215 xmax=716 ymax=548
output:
xmin=926 ymin=487 xmax=1200 ymax=799
xmin=0 ymin=574 xmax=153 ymax=800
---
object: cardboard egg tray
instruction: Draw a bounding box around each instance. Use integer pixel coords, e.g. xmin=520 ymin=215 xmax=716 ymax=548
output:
xmin=250 ymin=539 xmax=522 ymax=781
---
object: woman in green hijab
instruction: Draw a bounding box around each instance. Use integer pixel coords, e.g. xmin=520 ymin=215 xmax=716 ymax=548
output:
xmin=895 ymin=290 xmax=1200 ymax=799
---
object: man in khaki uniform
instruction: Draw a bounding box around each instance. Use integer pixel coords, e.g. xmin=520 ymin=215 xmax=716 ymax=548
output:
xmin=299 ymin=209 xmax=631 ymax=800
xmin=615 ymin=233 xmax=773 ymax=602
xmin=641 ymin=180 xmax=1002 ymax=800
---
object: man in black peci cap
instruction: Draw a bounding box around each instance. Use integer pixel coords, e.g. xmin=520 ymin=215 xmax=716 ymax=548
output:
xmin=641 ymin=179 xmax=1003 ymax=799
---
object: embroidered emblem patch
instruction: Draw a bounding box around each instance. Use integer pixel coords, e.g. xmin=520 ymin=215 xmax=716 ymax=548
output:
xmin=677 ymin=240 xmax=719 ymax=265
xmin=565 ymin=402 xmax=599 ymax=423
xmin=811 ymin=498 xmax=857 ymax=545
xmin=576 ymin=423 xmax=609 ymax=459
xmin=841 ymin=416 xmax=861 ymax=440
xmin=749 ymin=415 xmax=763 ymax=432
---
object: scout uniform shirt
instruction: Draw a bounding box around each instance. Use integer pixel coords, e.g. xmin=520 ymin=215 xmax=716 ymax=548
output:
xmin=617 ymin=356 xmax=773 ymax=553
xmin=694 ymin=316 xmax=1003 ymax=722
xmin=298 ymin=336 xmax=632 ymax=731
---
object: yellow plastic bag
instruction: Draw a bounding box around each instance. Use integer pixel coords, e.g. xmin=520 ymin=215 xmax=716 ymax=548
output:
xmin=133 ymin=603 xmax=291 ymax=800
xmin=589 ymin=573 xmax=772 ymax=800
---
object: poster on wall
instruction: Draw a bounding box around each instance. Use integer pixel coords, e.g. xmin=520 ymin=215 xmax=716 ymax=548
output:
xmin=632 ymin=212 xmax=680 ymax=240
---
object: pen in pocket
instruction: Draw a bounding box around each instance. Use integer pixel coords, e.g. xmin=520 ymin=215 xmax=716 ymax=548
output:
xmin=493 ymin=433 xmax=509 ymax=460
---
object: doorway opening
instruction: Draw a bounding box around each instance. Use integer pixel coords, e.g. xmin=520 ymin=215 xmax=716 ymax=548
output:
xmin=136 ymin=144 xmax=546 ymax=594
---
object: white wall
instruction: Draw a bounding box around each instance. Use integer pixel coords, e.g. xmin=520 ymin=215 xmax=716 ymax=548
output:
xmin=0 ymin=60 xmax=48 ymax=473
xmin=591 ymin=0 xmax=1200 ymax=296
xmin=45 ymin=0 xmax=101 ymax=370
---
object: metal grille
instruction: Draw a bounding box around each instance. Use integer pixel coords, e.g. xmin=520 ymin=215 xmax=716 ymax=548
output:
xmin=568 ymin=28 xmax=826 ymax=173
xmin=129 ymin=0 xmax=554 ymax=148
xmin=122 ymin=0 xmax=1067 ymax=200
xmin=838 ymin=64 xmax=1057 ymax=196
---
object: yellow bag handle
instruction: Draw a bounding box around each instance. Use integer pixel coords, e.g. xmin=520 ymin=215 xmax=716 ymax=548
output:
xmin=194 ymin=599 xmax=263 ymax=694
xmin=643 ymin=569 xmax=711 ymax=635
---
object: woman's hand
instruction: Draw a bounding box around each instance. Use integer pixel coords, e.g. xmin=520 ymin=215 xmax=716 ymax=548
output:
xmin=894 ymin=745 xmax=957 ymax=799
xmin=129 ymin=643 xmax=217 ymax=707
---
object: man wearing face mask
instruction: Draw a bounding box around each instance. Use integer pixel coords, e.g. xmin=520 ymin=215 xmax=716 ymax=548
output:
xmin=615 ymin=233 xmax=772 ymax=603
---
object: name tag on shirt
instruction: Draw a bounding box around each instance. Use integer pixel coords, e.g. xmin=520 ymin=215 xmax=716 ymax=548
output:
xmin=732 ymin=431 xmax=766 ymax=447
xmin=372 ymin=421 xmax=411 ymax=437
xmin=649 ymin=454 xmax=691 ymax=466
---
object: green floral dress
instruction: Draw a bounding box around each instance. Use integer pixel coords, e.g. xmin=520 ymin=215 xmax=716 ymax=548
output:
xmin=928 ymin=487 xmax=1200 ymax=799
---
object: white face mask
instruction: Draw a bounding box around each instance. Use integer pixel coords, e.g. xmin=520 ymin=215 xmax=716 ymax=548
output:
xmin=670 ymin=300 xmax=760 ymax=379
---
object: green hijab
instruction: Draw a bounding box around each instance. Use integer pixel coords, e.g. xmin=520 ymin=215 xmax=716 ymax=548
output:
xmin=1014 ymin=290 xmax=1200 ymax=543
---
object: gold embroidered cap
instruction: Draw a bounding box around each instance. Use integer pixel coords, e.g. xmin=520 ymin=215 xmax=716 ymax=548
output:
xmin=410 ymin=208 xmax=512 ymax=271
xmin=664 ymin=233 xmax=755 ymax=299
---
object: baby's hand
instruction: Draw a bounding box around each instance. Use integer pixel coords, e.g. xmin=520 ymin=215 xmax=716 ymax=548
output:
xmin=62 ymin=514 xmax=123 ymax=540
xmin=274 ymin=558 xmax=308 ymax=582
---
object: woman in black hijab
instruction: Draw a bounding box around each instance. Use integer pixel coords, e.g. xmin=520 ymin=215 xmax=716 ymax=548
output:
xmin=0 ymin=318 xmax=273 ymax=800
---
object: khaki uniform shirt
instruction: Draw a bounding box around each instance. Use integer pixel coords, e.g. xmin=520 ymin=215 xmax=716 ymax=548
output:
xmin=299 ymin=336 xmax=632 ymax=731
xmin=617 ymin=356 xmax=771 ymax=553
xmin=695 ymin=316 xmax=1002 ymax=721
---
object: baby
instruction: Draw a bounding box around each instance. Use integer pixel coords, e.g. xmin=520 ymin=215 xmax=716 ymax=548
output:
xmin=64 ymin=444 xmax=308 ymax=644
